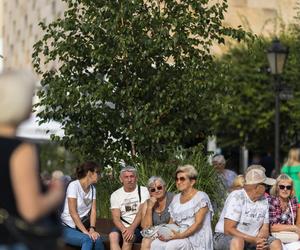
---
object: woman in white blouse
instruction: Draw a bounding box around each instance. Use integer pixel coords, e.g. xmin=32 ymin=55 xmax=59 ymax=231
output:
xmin=61 ymin=162 xmax=104 ymax=250
xmin=150 ymin=164 xmax=214 ymax=250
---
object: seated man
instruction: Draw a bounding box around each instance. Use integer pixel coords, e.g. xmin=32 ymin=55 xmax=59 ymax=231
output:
xmin=109 ymin=166 xmax=150 ymax=250
xmin=214 ymin=165 xmax=282 ymax=250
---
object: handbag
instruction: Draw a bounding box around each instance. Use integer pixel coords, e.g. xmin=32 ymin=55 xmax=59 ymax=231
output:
xmin=271 ymin=200 xmax=299 ymax=243
xmin=0 ymin=208 xmax=63 ymax=250
xmin=271 ymin=231 xmax=299 ymax=243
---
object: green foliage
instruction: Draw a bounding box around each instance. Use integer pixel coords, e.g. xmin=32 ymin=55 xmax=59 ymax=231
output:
xmin=214 ymin=32 xmax=300 ymax=154
xmin=32 ymin=0 xmax=248 ymax=165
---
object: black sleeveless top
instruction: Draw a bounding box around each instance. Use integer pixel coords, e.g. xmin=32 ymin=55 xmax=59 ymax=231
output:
xmin=0 ymin=136 xmax=23 ymax=244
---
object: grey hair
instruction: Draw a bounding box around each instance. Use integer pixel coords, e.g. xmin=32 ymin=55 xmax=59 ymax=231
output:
xmin=147 ymin=176 xmax=166 ymax=188
xmin=212 ymin=154 xmax=226 ymax=165
xmin=120 ymin=166 xmax=137 ymax=176
xmin=175 ymin=164 xmax=198 ymax=180
xmin=0 ymin=70 xmax=36 ymax=126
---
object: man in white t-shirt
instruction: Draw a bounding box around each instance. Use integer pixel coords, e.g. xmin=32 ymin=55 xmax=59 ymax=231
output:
xmin=214 ymin=165 xmax=282 ymax=250
xmin=109 ymin=166 xmax=150 ymax=250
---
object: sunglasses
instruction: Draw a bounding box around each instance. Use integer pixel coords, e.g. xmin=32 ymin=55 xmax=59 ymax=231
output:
xmin=149 ymin=186 xmax=163 ymax=193
xmin=279 ymin=185 xmax=292 ymax=190
xmin=175 ymin=176 xmax=188 ymax=182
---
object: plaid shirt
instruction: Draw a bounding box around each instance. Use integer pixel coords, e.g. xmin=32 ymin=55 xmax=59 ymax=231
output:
xmin=268 ymin=196 xmax=298 ymax=225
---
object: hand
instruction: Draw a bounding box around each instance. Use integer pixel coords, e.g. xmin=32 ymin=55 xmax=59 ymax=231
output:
xmin=147 ymin=197 xmax=157 ymax=209
xmin=89 ymin=228 xmax=100 ymax=241
xmin=122 ymin=227 xmax=135 ymax=242
xmin=158 ymin=230 xmax=181 ymax=242
xmin=255 ymin=237 xmax=268 ymax=250
xmin=48 ymin=178 xmax=64 ymax=204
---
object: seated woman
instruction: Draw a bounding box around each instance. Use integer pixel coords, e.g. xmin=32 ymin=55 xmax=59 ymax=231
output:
xmin=61 ymin=162 xmax=105 ymax=250
xmin=140 ymin=176 xmax=174 ymax=250
xmin=150 ymin=164 xmax=214 ymax=250
xmin=268 ymin=174 xmax=300 ymax=250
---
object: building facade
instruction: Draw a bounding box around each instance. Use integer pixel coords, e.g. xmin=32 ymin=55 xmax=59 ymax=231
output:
xmin=0 ymin=0 xmax=298 ymax=70
xmin=1 ymin=0 xmax=66 ymax=71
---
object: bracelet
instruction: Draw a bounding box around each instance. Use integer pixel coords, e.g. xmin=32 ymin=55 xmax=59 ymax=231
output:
xmin=90 ymin=226 xmax=96 ymax=230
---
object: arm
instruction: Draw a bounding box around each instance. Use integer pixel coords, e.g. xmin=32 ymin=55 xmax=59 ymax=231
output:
xmin=270 ymin=206 xmax=300 ymax=233
xmin=11 ymin=143 xmax=64 ymax=222
xmin=257 ymin=223 xmax=269 ymax=238
xmin=111 ymin=208 xmax=127 ymax=232
xmin=68 ymin=198 xmax=89 ymax=234
xmin=89 ymin=199 xmax=100 ymax=240
xmin=111 ymin=208 xmax=134 ymax=242
xmin=173 ymin=206 xmax=209 ymax=239
xmin=141 ymin=198 xmax=157 ymax=229
xmin=224 ymin=219 xmax=259 ymax=244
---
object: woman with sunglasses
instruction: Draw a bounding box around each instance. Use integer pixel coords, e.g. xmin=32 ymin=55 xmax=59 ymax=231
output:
xmin=140 ymin=176 xmax=174 ymax=250
xmin=268 ymin=174 xmax=300 ymax=249
xmin=150 ymin=164 xmax=213 ymax=250
xmin=61 ymin=162 xmax=105 ymax=250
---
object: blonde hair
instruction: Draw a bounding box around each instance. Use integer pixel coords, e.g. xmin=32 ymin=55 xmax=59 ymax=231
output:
xmin=0 ymin=70 xmax=36 ymax=126
xmin=285 ymin=148 xmax=300 ymax=166
xmin=175 ymin=164 xmax=198 ymax=180
xmin=270 ymin=174 xmax=294 ymax=197
xmin=230 ymin=175 xmax=245 ymax=191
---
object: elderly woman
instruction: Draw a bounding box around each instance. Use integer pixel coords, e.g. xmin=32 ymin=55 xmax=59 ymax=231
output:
xmin=140 ymin=176 xmax=174 ymax=250
xmin=61 ymin=162 xmax=105 ymax=250
xmin=268 ymin=174 xmax=300 ymax=250
xmin=212 ymin=154 xmax=237 ymax=190
xmin=150 ymin=165 xmax=214 ymax=250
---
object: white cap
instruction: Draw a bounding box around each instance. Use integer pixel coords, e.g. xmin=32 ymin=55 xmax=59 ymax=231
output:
xmin=245 ymin=165 xmax=276 ymax=186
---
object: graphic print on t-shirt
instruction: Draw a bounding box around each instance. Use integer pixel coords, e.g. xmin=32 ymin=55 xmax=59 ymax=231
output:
xmin=122 ymin=198 xmax=139 ymax=215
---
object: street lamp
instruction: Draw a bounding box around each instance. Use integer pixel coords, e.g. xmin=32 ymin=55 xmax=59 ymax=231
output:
xmin=267 ymin=38 xmax=289 ymax=174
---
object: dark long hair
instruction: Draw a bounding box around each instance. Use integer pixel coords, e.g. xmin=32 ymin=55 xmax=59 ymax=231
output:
xmin=75 ymin=161 xmax=99 ymax=179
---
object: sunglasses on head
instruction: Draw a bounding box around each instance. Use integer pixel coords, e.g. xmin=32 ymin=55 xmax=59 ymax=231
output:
xmin=149 ymin=186 xmax=163 ymax=193
xmin=279 ymin=185 xmax=292 ymax=190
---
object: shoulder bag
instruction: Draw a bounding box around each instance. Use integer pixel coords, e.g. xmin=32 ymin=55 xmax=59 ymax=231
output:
xmin=0 ymin=208 xmax=63 ymax=250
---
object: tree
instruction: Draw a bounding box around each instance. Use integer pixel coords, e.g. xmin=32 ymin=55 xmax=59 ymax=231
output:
xmin=214 ymin=33 xmax=300 ymax=155
xmin=33 ymin=0 xmax=247 ymax=165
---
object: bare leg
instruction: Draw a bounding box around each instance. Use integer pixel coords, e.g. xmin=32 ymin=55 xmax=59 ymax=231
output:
xmin=122 ymin=241 xmax=133 ymax=250
xmin=269 ymin=239 xmax=282 ymax=250
xmin=141 ymin=238 xmax=153 ymax=250
xmin=230 ymin=237 xmax=244 ymax=250
xmin=109 ymin=231 xmax=121 ymax=250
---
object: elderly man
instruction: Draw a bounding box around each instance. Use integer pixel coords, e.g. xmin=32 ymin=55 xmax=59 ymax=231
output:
xmin=109 ymin=166 xmax=150 ymax=250
xmin=214 ymin=165 xmax=282 ymax=250
xmin=212 ymin=154 xmax=237 ymax=190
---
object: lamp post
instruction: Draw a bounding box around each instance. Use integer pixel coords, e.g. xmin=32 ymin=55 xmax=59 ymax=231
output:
xmin=267 ymin=38 xmax=289 ymax=174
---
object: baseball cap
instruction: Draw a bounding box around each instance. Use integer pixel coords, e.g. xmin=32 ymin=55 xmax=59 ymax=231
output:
xmin=245 ymin=165 xmax=276 ymax=186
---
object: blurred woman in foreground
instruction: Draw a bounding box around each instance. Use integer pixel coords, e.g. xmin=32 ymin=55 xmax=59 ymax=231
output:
xmin=0 ymin=71 xmax=64 ymax=249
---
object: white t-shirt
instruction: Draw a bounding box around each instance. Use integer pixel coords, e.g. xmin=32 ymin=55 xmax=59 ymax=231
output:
xmin=215 ymin=189 xmax=269 ymax=237
xmin=110 ymin=185 xmax=149 ymax=227
xmin=61 ymin=180 xmax=96 ymax=228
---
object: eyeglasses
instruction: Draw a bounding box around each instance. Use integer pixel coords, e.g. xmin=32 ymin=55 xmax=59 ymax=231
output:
xmin=175 ymin=177 xmax=188 ymax=182
xmin=149 ymin=186 xmax=163 ymax=193
xmin=279 ymin=185 xmax=292 ymax=191
xmin=258 ymin=183 xmax=268 ymax=189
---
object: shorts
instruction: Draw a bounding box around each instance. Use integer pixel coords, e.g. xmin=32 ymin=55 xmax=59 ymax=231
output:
xmin=111 ymin=226 xmax=143 ymax=243
xmin=213 ymin=232 xmax=277 ymax=250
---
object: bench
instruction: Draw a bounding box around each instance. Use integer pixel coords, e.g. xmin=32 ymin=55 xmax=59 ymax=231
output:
xmin=64 ymin=218 xmax=141 ymax=250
